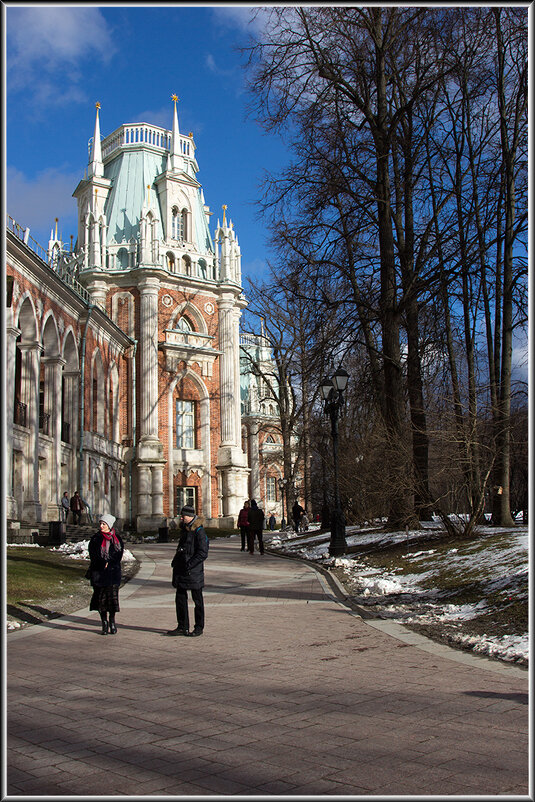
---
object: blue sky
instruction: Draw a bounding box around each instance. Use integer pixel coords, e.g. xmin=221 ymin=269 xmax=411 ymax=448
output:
xmin=5 ymin=4 xmax=287 ymax=280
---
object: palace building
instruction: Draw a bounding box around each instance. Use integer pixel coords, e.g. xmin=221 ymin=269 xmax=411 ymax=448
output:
xmin=6 ymin=100 xmax=284 ymax=532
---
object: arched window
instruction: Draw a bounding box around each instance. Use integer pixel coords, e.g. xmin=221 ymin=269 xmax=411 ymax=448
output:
xmin=181 ymin=208 xmax=188 ymax=241
xmin=171 ymin=206 xmax=179 ymax=240
xmin=176 ymin=317 xmax=193 ymax=332
xmin=166 ymin=251 xmax=175 ymax=271
xmin=198 ymin=259 xmax=207 ymax=279
xmin=117 ymin=248 xmax=129 ymax=269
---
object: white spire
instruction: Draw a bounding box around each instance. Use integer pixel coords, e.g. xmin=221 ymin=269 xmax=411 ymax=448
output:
xmin=170 ymin=94 xmax=183 ymax=171
xmin=89 ymin=102 xmax=103 ymax=178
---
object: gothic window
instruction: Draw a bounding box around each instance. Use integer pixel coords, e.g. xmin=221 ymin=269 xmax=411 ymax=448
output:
xmin=176 ymin=316 xmax=193 ymax=332
xmin=117 ymin=248 xmax=129 ymax=269
xmin=176 ymin=399 xmax=195 ymax=449
xmin=176 ymin=486 xmax=197 ymax=516
xmin=166 ymin=252 xmax=175 ymax=271
xmin=266 ymin=477 xmax=277 ymax=503
xmin=181 ymin=208 xmax=188 ymax=241
xmin=198 ymin=259 xmax=207 ymax=279
xmin=171 ymin=206 xmax=179 ymax=239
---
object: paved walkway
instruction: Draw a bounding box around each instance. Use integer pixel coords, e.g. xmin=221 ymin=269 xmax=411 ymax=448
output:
xmin=6 ymin=538 xmax=529 ymax=797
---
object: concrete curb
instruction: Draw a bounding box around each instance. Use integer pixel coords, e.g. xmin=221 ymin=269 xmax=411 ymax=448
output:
xmin=265 ymin=545 xmax=528 ymax=679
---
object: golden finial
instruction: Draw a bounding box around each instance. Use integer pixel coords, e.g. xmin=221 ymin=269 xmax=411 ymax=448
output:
xmin=222 ymin=204 xmax=227 ymax=224
xmin=189 ymin=132 xmax=193 ymax=138
xmin=171 ymin=94 xmax=178 ymax=103
xmin=95 ymin=101 xmax=101 ymax=110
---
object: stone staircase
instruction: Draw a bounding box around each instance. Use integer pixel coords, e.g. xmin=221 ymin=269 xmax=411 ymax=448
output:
xmin=7 ymin=520 xmax=95 ymax=546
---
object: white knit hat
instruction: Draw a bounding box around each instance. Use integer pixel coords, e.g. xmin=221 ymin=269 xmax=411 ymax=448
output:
xmin=99 ymin=513 xmax=116 ymax=529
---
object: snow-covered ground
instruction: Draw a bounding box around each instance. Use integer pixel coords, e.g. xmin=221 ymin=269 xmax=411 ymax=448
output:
xmin=264 ymin=520 xmax=529 ymax=666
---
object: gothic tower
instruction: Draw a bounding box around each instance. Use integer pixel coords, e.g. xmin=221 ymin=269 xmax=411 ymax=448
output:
xmin=72 ymin=98 xmax=249 ymax=530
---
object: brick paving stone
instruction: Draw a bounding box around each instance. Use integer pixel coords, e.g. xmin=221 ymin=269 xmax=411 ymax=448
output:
xmin=6 ymin=539 xmax=528 ymax=798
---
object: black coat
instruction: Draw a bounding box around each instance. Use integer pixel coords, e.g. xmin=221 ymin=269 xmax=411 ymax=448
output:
xmin=248 ymin=506 xmax=264 ymax=533
xmin=172 ymin=519 xmax=209 ymax=590
xmin=88 ymin=532 xmax=124 ymax=587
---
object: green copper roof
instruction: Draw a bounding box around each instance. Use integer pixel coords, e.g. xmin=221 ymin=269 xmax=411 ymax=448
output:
xmin=104 ymin=149 xmax=166 ymax=245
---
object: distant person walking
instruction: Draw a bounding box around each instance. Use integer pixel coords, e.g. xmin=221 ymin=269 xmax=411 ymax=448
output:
xmin=248 ymin=499 xmax=265 ymax=554
xmin=167 ymin=505 xmax=209 ymax=637
xmin=237 ymin=501 xmax=250 ymax=552
xmin=268 ymin=512 xmax=276 ymax=531
xmin=292 ymin=500 xmax=304 ymax=534
xmin=70 ymin=491 xmax=84 ymax=525
xmin=87 ymin=514 xmax=124 ymax=636
xmin=301 ymin=510 xmax=309 ymax=532
xmin=61 ymin=492 xmax=70 ymax=523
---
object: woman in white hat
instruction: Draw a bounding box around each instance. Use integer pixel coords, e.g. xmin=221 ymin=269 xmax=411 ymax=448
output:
xmin=87 ymin=514 xmax=124 ymax=635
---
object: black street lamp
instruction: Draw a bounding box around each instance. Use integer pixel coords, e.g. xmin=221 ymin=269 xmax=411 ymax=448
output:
xmin=320 ymin=367 xmax=349 ymax=556
xmin=278 ymin=477 xmax=288 ymax=526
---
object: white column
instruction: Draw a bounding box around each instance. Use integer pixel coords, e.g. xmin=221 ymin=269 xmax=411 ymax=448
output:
xmin=152 ymin=466 xmax=164 ymax=515
xmin=232 ymin=307 xmax=243 ymax=445
xmin=43 ymin=357 xmax=66 ymax=517
xmin=19 ymin=342 xmax=43 ymax=521
xmin=249 ymin=424 xmax=261 ymax=501
xmin=138 ymin=277 xmax=160 ymax=441
xmin=217 ymin=298 xmax=236 ymax=446
xmin=6 ymin=324 xmax=21 ymax=517
xmin=137 ymin=465 xmax=152 ymax=516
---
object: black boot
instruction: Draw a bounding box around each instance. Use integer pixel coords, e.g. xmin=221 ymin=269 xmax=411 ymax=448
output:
xmin=100 ymin=620 xmax=108 ymax=635
xmin=109 ymin=619 xmax=117 ymax=634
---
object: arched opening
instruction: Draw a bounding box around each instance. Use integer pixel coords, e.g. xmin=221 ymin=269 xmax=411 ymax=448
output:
xmin=166 ymin=251 xmax=175 ymax=271
xmin=117 ymin=247 xmax=129 ymax=269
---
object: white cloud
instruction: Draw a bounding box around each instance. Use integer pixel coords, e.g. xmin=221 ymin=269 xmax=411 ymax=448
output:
xmin=210 ymin=6 xmax=269 ymax=36
xmin=7 ymin=166 xmax=79 ymax=240
xmin=7 ymin=6 xmax=115 ymax=98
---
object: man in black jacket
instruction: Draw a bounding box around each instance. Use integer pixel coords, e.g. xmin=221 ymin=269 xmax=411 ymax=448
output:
xmin=247 ymin=499 xmax=265 ymax=554
xmin=167 ymin=505 xmax=209 ymax=637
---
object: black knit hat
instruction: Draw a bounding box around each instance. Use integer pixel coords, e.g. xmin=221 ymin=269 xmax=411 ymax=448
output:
xmin=180 ymin=505 xmax=196 ymax=517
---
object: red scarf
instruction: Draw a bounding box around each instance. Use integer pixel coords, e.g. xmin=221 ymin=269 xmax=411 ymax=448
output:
xmin=100 ymin=528 xmax=120 ymax=558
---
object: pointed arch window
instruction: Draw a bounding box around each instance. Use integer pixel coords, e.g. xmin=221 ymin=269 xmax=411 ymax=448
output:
xmin=171 ymin=206 xmax=179 ymax=240
xmin=181 ymin=208 xmax=188 ymax=241
xmin=176 ymin=400 xmax=195 ymax=449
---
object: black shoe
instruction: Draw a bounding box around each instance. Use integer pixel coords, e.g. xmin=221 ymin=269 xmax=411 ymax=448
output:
xmin=109 ymin=622 xmax=117 ymax=634
xmin=166 ymin=627 xmax=189 ymax=636
xmin=189 ymin=627 xmax=203 ymax=637
xmin=101 ymin=622 xmax=108 ymax=635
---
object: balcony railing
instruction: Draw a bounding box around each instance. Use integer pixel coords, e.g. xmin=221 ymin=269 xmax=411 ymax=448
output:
xmin=14 ymin=401 xmax=27 ymax=427
xmin=100 ymin=123 xmax=194 ymax=162
xmin=39 ymin=411 xmax=50 ymax=435
xmin=163 ymin=329 xmax=215 ymax=350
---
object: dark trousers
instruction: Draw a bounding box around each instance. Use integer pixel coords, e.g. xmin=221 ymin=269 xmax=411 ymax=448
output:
xmin=175 ymin=587 xmax=204 ymax=631
xmin=240 ymin=526 xmax=249 ymax=550
xmin=248 ymin=530 xmax=264 ymax=554
xmin=72 ymin=510 xmax=81 ymax=525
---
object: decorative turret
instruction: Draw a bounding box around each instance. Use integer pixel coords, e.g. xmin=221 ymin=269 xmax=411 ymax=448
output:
xmin=215 ymin=205 xmax=242 ymax=285
xmin=88 ymin=102 xmax=104 ymax=179
xmin=170 ymin=94 xmax=183 ymax=172
xmin=48 ymin=217 xmax=63 ymax=268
